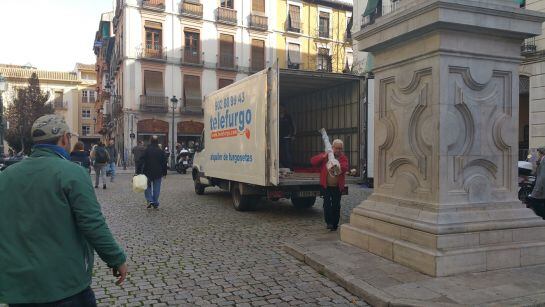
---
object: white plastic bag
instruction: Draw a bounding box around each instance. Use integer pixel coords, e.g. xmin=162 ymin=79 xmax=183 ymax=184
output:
xmin=132 ymin=175 xmax=147 ymax=193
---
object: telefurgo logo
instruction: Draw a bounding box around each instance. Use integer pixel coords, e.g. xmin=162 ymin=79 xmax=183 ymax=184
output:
xmin=209 ymin=92 xmax=252 ymax=140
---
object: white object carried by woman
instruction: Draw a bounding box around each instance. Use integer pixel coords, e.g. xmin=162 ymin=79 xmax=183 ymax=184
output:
xmin=132 ymin=174 xmax=148 ymax=193
xmin=319 ymin=128 xmax=341 ymax=176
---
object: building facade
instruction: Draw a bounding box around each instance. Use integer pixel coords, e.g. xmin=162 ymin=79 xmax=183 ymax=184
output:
xmin=0 ymin=64 xmax=99 ymax=152
xmin=94 ymin=0 xmax=354 ymax=165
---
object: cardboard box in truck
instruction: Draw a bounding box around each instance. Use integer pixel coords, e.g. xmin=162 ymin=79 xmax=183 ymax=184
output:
xmin=192 ymin=65 xmax=364 ymax=211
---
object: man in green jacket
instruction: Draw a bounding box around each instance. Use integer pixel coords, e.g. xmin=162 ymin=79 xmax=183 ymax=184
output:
xmin=0 ymin=115 xmax=128 ymax=306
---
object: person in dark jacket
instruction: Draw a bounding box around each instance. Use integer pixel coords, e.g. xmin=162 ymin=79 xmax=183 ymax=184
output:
xmin=0 ymin=115 xmax=127 ymax=305
xmin=137 ymin=135 xmax=167 ymax=209
xmin=106 ymin=139 xmax=117 ymax=182
xmin=70 ymin=141 xmax=91 ymax=173
xmin=131 ymin=140 xmax=146 ymax=173
xmin=279 ymin=104 xmax=296 ymax=169
xmin=530 ymin=147 xmax=545 ymax=218
xmin=310 ymin=139 xmax=349 ymax=231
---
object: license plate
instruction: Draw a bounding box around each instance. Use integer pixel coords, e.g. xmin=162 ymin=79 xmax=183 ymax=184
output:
xmin=296 ymin=191 xmax=320 ymax=198
xmin=183 ymin=161 xmax=188 ymax=165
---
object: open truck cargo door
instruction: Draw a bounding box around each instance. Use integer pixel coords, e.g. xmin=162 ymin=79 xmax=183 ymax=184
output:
xmin=202 ymin=70 xmax=270 ymax=186
xmin=267 ymin=62 xmax=280 ymax=186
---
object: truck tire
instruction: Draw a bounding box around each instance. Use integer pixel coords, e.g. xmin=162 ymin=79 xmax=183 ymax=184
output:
xmin=291 ymin=196 xmax=316 ymax=209
xmin=232 ymin=184 xmax=257 ymax=211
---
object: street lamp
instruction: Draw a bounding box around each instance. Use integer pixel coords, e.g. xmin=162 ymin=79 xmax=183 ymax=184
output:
xmin=170 ymin=95 xmax=178 ymax=170
xmin=0 ymin=74 xmax=7 ymax=157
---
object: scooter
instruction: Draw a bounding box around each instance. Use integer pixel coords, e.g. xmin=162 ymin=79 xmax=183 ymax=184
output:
xmin=518 ymin=161 xmax=535 ymax=204
xmin=175 ymin=149 xmax=192 ymax=174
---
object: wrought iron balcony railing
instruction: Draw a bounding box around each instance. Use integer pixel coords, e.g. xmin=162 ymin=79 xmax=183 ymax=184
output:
xmin=180 ymin=1 xmax=203 ymax=19
xmin=522 ymin=37 xmax=537 ymax=55
xmin=217 ymin=7 xmax=237 ymax=25
xmin=182 ymin=49 xmax=203 ymax=66
xmin=217 ymin=54 xmax=237 ymax=70
xmin=142 ymin=0 xmax=165 ymax=11
xmin=137 ymin=46 xmax=167 ymax=60
xmin=140 ymin=95 xmax=168 ymax=113
xmin=249 ymin=14 xmax=268 ymax=31
xmin=180 ymin=99 xmax=203 ymax=115
xmin=286 ymin=20 xmax=301 ymax=33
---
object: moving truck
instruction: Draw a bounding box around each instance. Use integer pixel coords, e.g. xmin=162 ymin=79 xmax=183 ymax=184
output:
xmin=192 ymin=65 xmax=364 ymax=211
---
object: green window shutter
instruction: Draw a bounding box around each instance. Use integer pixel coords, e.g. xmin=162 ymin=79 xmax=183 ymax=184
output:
xmin=364 ymin=0 xmax=380 ymax=17
xmin=364 ymin=53 xmax=374 ymax=73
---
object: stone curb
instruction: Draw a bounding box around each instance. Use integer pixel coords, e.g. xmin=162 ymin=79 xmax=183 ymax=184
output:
xmin=283 ymin=242 xmax=545 ymax=307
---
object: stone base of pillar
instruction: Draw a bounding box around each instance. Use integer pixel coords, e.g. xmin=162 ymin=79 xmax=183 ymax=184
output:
xmin=341 ymin=196 xmax=545 ymax=276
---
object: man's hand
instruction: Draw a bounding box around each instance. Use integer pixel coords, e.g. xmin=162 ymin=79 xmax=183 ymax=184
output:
xmin=112 ymin=263 xmax=128 ymax=285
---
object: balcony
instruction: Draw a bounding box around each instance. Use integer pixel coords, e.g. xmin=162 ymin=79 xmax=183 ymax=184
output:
xmin=217 ymin=7 xmax=237 ymax=25
xmin=53 ymin=100 xmax=67 ymax=110
xmin=286 ymin=20 xmax=301 ymax=33
xmin=287 ymin=61 xmax=300 ymax=70
xmin=142 ymin=0 xmax=165 ymax=11
xmin=182 ymin=49 xmax=203 ymax=66
xmin=180 ymin=1 xmax=203 ymax=19
xmin=137 ymin=46 xmax=167 ymax=61
xmin=140 ymin=95 xmax=168 ymax=113
xmin=522 ymin=37 xmax=537 ymax=55
xmin=249 ymin=14 xmax=268 ymax=31
xmin=316 ymin=28 xmax=331 ymax=39
xmin=362 ymin=1 xmax=402 ymax=29
xmin=180 ymin=99 xmax=203 ymax=115
xmin=217 ymin=54 xmax=237 ymax=71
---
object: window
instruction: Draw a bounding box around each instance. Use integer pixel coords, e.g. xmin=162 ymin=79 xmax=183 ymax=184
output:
xmin=89 ymin=90 xmax=96 ymax=102
xmin=220 ymin=0 xmax=233 ymax=8
xmin=183 ymin=75 xmax=202 ymax=108
xmin=82 ymin=109 xmax=91 ymax=118
xmin=287 ymin=5 xmax=300 ymax=32
xmin=82 ymin=90 xmax=96 ymax=103
xmin=287 ymin=43 xmax=300 ymax=69
xmin=252 ymin=0 xmax=265 ymax=12
xmin=319 ymin=12 xmax=330 ymax=38
xmin=317 ymin=48 xmax=331 ymax=72
xmin=218 ymin=78 xmax=234 ymax=89
xmin=144 ymin=70 xmax=164 ymax=96
xmin=219 ymin=34 xmax=235 ymax=68
xmin=82 ymin=125 xmax=91 ymax=136
xmin=144 ymin=21 xmax=162 ymax=58
xmin=184 ymin=29 xmax=200 ymax=64
xmin=251 ymin=39 xmax=265 ymax=71
xmin=54 ymin=91 xmax=64 ymax=103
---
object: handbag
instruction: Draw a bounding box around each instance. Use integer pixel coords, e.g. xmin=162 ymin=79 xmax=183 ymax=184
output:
xmin=132 ymin=174 xmax=148 ymax=193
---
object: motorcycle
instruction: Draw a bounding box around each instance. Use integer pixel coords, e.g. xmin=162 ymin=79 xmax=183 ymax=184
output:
xmin=175 ymin=149 xmax=192 ymax=174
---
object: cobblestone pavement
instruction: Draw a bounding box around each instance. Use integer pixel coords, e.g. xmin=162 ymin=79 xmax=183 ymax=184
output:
xmin=91 ymin=173 xmax=372 ymax=306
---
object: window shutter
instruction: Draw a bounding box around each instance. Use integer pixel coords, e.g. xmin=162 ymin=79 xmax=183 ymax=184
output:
xmin=319 ymin=12 xmax=329 ymax=19
xmin=218 ymin=78 xmax=234 ymax=89
xmin=252 ymin=0 xmax=265 ymax=12
xmin=288 ymin=43 xmax=300 ymax=63
xmin=252 ymin=39 xmax=265 ymax=69
xmin=144 ymin=71 xmax=164 ymax=96
xmin=184 ymin=75 xmax=201 ymax=107
xmin=289 ymin=5 xmax=300 ymax=28
xmin=144 ymin=21 xmax=162 ymax=29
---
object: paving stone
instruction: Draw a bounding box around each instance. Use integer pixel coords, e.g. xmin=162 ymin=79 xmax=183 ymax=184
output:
xmin=89 ymin=174 xmax=369 ymax=306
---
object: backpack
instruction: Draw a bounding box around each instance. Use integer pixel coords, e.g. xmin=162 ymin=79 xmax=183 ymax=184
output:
xmin=95 ymin=147 xmax=108 ymax=164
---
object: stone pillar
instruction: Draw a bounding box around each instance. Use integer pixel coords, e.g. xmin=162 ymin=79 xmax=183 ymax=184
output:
xmin=341 ymin=0 xmax=545 ymax=276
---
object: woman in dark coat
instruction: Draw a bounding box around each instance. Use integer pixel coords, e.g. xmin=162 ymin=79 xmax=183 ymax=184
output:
xmin=136 ymin=135 xmax=167 ymax=209
xmin=70 ymin=141 xmax=91 ymax=173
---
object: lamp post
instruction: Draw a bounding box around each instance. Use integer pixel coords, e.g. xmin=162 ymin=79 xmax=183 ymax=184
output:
xmin=0 ymin=74 xmax=7 ymax=157
xmin=170 ymin=95 xmax=178 ymax=170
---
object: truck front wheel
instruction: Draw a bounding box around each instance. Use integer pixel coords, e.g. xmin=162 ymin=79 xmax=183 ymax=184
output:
xmin=291 ymin=196 xmax=316 ymax=209
xmin=232 ymin=184 xmax=258 ymax=211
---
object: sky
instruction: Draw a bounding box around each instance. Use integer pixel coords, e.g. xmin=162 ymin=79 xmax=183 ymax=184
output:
xmin=0 ymin=0 xmax=114 ymax=72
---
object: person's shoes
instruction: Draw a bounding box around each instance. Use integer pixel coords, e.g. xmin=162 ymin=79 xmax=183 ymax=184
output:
xmin=94 ymin=185 xmax=98 ymax=189
xmin=330 ymin=226 xmax=338 ymax=231
xmin=152 ymin=203 xmax=159 ymax=209
xmin=326 ymin=224 xmax=333 ymax=230
xmin=103 ymin=184 xmax=107 ymax=189
xmin=147 ymin=202 xmax=153 ymax=209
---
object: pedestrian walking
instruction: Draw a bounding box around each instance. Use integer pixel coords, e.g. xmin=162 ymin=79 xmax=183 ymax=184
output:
xmin=0 ymin=114 xmax=127 ymax=306
xmin=131 ymin=140 xmax=146 ymax=173
xmin=91 ymin=142 xmax=110 ymax=189
xmin=136 ymin=135 xmax=167 ymax=209
xmin=530 ymin=147 xmax=545 ymax=218
xmin=70 ymin=141 xmax=91 ymax=174
xmin=310 ymin=139 xmax=349 ymax=231
xmin=106 ymin=139 xmax=117 ymax=182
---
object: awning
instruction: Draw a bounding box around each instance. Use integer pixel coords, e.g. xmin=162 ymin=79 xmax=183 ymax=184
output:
xmin=363 ymin=0 xmax=380 ymax=17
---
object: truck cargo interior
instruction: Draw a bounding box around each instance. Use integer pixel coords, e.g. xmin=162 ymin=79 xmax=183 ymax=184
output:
xmin=278 ymin=69 xmax=362 ymax=184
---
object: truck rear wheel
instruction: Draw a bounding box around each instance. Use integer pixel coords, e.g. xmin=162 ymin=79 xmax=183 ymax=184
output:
xmin=232 ymin=184 xmax=258 ymax=211
xmin=291 ymin=196 xmax=316 ymax=209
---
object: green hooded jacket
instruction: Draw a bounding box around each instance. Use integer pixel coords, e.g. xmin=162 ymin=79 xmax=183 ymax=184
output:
xmin=0 ymin=147 xmax=126 ymax=304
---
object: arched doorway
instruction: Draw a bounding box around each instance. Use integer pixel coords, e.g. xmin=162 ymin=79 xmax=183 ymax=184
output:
xmin=520 ymin=75 xmax=530 ymax=161
xmin=137 ymin=119 xmax=169 ymax=148
xmin=177 ymin=120 xmax=204 ymax=149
